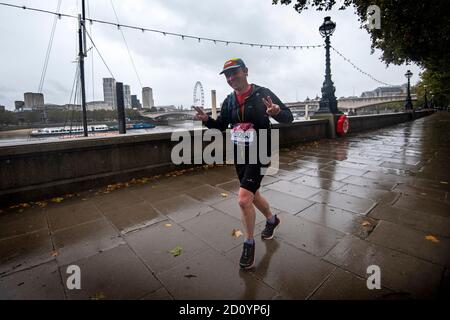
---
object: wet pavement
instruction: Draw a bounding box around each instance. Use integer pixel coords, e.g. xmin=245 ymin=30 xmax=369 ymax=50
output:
xmin=0 ymin=111 xmax=449 ymax=300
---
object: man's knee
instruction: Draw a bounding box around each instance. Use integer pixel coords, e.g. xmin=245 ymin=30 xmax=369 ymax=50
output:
xmin=238 ymin=189 xmax=254 ymax=209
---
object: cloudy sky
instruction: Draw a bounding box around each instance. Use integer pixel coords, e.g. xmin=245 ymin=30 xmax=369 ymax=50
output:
xmin=0 ymin=0 xmax=422 ymax=110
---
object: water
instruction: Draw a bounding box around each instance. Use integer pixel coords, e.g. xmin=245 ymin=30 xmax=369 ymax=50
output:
xmin=0 ymin=121 xmax=202 ymax=147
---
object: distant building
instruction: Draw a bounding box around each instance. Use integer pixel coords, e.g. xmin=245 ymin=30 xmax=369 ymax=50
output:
xmin=155 ymin=105 xmax=177 ymax=112
xmin=0 ymin=105 xmax=5 ymax=112
xmin=361 ymin=85 xmax=406 ymax=98
xmin=142 ymin=87 xmax=154 ymax=108
xmin=15 ymin=101 xmax=25 ymax=111
xmin=131 ymin=95 xmax=142 ymax=109
xmin=124 ymin=85 xmax=131 ymax=109
xmin=87 ymin=101 xmax=114 ymax=111
xmin=24 ymin=92 xmax=44 ymax=109
xmin=103 ymin=78 xmax=117 ymax=109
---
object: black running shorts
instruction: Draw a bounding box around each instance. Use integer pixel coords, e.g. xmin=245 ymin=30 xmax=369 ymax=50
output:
xmin=235 ymin=164 xmax=265 ymax=194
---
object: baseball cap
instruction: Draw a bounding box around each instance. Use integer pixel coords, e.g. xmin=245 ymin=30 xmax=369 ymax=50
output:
xmin=219 ymin=58 xmax=246 ymax=75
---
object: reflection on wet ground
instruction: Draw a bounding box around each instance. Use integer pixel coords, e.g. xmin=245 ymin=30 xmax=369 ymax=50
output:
xmin=0 ymin=112 xmax=449 ymax=299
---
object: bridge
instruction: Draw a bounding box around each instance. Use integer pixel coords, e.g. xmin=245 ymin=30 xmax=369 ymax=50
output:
xmin=140 ymin=95 xmax=419 ymax=122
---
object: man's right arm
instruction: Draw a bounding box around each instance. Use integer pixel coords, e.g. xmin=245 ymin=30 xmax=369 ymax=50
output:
xmin=203 ymin=98 xmax=230 ymax=131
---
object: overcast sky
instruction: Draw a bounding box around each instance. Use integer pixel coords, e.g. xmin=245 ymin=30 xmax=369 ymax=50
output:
xmin=0 ymin=0 xmax=422 ymax=110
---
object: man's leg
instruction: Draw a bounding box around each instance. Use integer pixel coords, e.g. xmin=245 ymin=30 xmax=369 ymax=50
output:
xmin=253 ymin=190 xmax=274 ymax=220
xmin=238 ymin=187 xmax=256 ymax=240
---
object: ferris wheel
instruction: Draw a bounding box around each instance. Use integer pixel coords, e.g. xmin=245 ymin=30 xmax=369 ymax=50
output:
xmin=193 ymin=81 xmax=205 ymax=108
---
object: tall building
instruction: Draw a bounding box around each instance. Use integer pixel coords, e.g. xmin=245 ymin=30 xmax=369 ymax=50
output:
xmin=124 ymin=85 xmax=131 ymax=109
xmin=142 ymin=87 xmax=154 ymax=108
xmin=103 ymin=78 xmax=117 ymax=109
xmin=131 ymin=95 xmax=142 ymax=109
xmin=24 ymin=92 xmax=44 ymax=109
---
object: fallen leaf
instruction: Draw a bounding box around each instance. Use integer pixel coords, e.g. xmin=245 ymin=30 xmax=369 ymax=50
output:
xmin=232 ymin=229 xmax=243 ymax=238
xmin=36 ymin=201 xmax=48 ymax=208
xmin=90 ymin=292 xmax=105 ymax=300
xmin=220 ymin=193 xmax=228 ymax=198
xmin=51 ymin=251 xmax=59 ymax=257
xmin=425 ymin=235 xmax=440 ymax=243
xmin=169 ymin=246 xmax=183 ymax=257
xmin=165 ymin=223 xmax=172 ymax=228
xmin=362 ymin=221 xmax=371 ymax=227
xmin=51 ymin=197 xmax=64 ymax=203
xmin=19 ymin=203 xmax=30 ymax=208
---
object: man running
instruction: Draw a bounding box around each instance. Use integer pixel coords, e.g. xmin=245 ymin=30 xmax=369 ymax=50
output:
xmin=195 ymin=58 xmax=293 ymax=269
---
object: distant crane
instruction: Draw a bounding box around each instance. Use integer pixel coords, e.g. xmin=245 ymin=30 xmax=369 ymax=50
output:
xmin=193 ymin=81 xmax=205 ymax=108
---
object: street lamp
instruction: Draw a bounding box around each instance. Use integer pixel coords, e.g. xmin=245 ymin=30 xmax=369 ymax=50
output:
xmin=423 ymin=84 xmax=428 ymax=109
xmin=404 ymin=70 xmax=413 ymax=110
xmin=317 ymin=16 xmax=339 ymax=114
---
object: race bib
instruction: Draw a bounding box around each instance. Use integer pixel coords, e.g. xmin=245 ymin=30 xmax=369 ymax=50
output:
xmin=231 ymin=123 xmax=256 ymax=146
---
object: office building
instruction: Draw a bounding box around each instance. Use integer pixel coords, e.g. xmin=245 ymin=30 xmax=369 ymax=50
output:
xmin=103 ymin=78 xmax=117 ymax=109
xmin=142 ymin=87 xmax=154 ymax=108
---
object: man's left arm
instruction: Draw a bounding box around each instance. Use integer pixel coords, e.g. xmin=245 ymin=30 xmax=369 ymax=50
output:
xmin=268 ymin=90 xmax=294 ymax=123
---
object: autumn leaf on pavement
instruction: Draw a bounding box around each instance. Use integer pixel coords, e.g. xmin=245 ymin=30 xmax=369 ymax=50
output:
xmin=51 ymin=197 xmax=64 ymax=203
xmin=169 ymin=246 xmax=183 ymax=257
xmin=165 ymin=223 xmax=172 ymax=228
xmin=220 ymin=193 xmax=228 ymax=198
xmin=362 ymin=221 xmax=371 ymax=227
xmin=232 ymin=229 xmax=243 ymax=238
xmin=90 ymin=292 xmax=106 ymax=300
xmin=51 ymin=251 xmax=59 ymax=257
xmin=425 ymin=235 xmax=440 ymax=243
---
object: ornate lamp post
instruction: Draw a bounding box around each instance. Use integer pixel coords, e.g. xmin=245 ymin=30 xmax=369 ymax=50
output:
xmin=316 ymin=16 xmax=339 ymax=114
xmin=404 ymin=70 xmax=413 ymax=110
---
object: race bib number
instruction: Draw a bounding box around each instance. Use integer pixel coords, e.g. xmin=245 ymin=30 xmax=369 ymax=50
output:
xmin=231 ymin=123 xmax=256 ymax=146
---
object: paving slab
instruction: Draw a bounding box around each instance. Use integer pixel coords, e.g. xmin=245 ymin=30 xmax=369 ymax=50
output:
xmin=60 ymin=245 xmax=161 ymax=300
xmin=369 ymin=204 xmax=450 ymax=237
xmin=226 ymin=238 xmax=335 ymax=299
xmin=52 ymin=218 xmax=125 ymax=266
xmin=158 ymin=249 xmax=278 ymax=300
xmin=309 ymin=190 xmax=377 ymax=215
xmin=310 ymin=268 xmax=394 ymax=300
xmin=152 ymin=194 xmax=213 ymax=223
xmin=0 ymin=229 xmax=53 ymax=276
xmin=367 ymin=220 xmax=450 ymax=267
xmin=292 ymin=175 xmax=347 ymax=191
xmin=260 ymin=189 xmax=314 ymax=215
xmin=275 ymin=212 xmax=345 ymax=257
xmin=298 ymin=203 xmax=377 ymax=237
xmin=0 ymin=207 xmax=47 ymax=240
xmin=393 ymin=193 xmax=450 ymax=218
xmin=266 ymin=180 xmax=321 ymax=199
xmin=103 ymin=201 xmax=168 ymax=234
xmin=324 ymin=235 xmax=443 ymax=299
xmin=125 ymin=220 xmax=209 ymax=274
xmin=0 ymin=261 xmax=65 ymax=300
xmin=181 ymin=210 xmax=245 ymax=253
xmin=46 ymin=201 xmax=103 ymax=232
